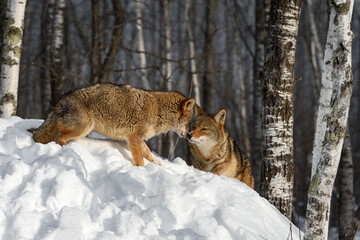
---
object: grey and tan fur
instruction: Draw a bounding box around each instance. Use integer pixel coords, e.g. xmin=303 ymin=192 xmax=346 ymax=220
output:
xmin=32 ymin=83 xmax=195 ymax=167
xmin=188 ymin=106 xmax=254 ymax=188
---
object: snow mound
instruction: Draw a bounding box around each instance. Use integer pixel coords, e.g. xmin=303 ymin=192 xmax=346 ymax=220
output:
xmin=0 ymin=117 xmax=303 ymax=240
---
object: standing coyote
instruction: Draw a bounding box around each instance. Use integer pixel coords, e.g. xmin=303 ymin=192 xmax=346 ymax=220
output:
xmin=32 ymin=83 xmax=195 ymax=167
xmin=188 ymin=106 xmax=254 ymax=188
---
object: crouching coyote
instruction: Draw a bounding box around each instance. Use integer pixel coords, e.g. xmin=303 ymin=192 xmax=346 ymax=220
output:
xmin=31 ymin=83 xmax=195 ymax=167
xmin=188 ymin=106 xmax=254 ymax=188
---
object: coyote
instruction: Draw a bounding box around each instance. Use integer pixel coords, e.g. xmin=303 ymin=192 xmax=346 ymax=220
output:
xmin=188 ymin=106 xmax=254 ymax=188
xmin=32 ymin=83 xmax=195 ymax=167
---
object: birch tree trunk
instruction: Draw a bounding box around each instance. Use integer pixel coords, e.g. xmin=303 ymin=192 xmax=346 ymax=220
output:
xmin=135 ymin=0 xmax=150 ymax=89
xmin=50 ymin=0 xmax=66 ymax=105
xmin=260 ymin=0 xmax=303 ymax=220
xmin=305 ymin=0 xmax=354 ymax=239
xmin=185 ymin=0 xmax=201 ymax=107
xmin=164 ymin=0 xmax=175 ymax=160
xmin=338 ymin=126 xmax=355 ymax=239
xmin=251 ymin=0 xmax=268 ymax=190
xmin=0 ymin=0 xmax=27 ymax=118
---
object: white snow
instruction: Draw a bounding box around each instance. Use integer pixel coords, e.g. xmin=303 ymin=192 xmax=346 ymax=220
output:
xmin=0 ymin=117 xmax=303 ymax=240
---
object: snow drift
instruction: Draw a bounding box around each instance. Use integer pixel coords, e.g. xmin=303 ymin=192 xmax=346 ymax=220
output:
xmin=0 ymin=117 xmax=302 ymax=240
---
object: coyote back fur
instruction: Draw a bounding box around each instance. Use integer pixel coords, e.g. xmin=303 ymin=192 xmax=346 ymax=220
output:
xmin=32 ymin=83 xmax=195 ymax=167
xmin=188 ymin=106 xmax=254 ymax=189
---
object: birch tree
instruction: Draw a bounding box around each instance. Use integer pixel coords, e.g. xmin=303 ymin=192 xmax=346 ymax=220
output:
xmin=185 ymin=0 xmax=201 ymax=106
xmin=50 ymin=0 xmax=66 ymax=105
xmin=0 ymin=0 xmax=27 ymax=118
xmin=305 ymin=0 xmax=354 ymax=239
xmin=260 ymin=0 xmax=303 ymax=219
xmin=164 ymin=0 xmax=175 ymax=160
xmin=135 ymin=0 xmax=150 ymax=89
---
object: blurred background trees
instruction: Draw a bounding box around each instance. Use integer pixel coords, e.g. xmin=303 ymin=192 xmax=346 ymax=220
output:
xmin=1 ymin=0 xmax=360 ymax=237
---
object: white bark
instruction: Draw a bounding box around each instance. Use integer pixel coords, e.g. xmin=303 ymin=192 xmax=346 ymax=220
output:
xmin=135 ymin=0 xmax=150 ymax=89
xmin=185 ymin=0 xmax=201 ymax=107
xmin=164 ymin=0 xmax=175 ymax=160
xmin=51 ymin=0 xmax=65 ymax=66
xmin=50 ymin=0 xmax=66 ymax=104
xmin=260 ymin=0 xmax=303 ymax=219
xmin=0 ymin=0 xmax=27 ymax=118
xmin=305 ymin=0 xmax=354 ymax=239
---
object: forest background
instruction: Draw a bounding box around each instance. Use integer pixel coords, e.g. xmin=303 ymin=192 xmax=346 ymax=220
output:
xmin=0 ymin=0 xmax=359 ymax=237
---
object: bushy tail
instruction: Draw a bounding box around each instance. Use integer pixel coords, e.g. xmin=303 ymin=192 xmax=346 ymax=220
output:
xmin=32 ymin=112 xmax=58 ymax=144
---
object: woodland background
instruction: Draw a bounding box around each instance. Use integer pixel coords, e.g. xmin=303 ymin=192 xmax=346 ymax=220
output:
xmin=0 ymin=0 xmax=359 ymax=236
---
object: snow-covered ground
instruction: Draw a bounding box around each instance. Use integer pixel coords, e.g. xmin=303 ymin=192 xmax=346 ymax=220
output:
xmin=0 ymin=117 xmax=303 ymax=240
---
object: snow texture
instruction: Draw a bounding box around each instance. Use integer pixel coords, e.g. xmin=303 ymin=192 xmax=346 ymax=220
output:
xmin=0 ymin=117 xmax=303 ymax=240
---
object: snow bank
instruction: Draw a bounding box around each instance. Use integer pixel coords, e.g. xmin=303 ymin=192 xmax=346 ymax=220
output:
xmin=0 ymin=117 xmax=303 ymax=240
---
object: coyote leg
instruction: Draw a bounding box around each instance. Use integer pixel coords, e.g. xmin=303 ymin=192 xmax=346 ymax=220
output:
xmin=127 ymin=134 xmax=145 ymax=167
xmin=55 ymin=122 xmax=92 ymax=146
xmin=56 ymin=130 xmax=82 ymax=146
xmin=142 ymin=141 xmax=160 ymax=165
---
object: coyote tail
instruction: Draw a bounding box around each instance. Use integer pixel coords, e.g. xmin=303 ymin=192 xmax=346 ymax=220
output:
xmin=32 ymin=112 xmax=58 ymax=144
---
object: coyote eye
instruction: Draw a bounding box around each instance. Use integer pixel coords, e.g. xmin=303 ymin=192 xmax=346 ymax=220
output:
xmin=201 ymin=127 xmax=208 ymax=131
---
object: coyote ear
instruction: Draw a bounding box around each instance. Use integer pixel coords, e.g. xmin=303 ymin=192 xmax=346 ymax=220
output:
xmin=182 ymin=98 xmax=196 ymax=115
xmin=195 ymin=104 xmax=206 ymax=116
xmin=213 ymin=109 xmax=226 ymax=125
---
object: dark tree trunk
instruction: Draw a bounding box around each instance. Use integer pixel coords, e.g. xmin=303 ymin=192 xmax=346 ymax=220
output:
xmin=91 ymin=0 xmax=101 ymax=85
xmin=40 ymin=0 xmax=54 ymax=117
xmin=251 ymin=0 xmax=268 ymax=191
xmin=202 ymin=0 xmax=216 ymax=113
xmin=99 ymin=0 xmax=124 ymax=83
xmin=339 ymin=126 xmax=355 ymax=240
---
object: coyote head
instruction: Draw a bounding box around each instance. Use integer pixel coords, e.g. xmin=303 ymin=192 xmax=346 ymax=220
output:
xmin=172 ymin=98 xmax=196 ymax=138
xmin=188 ymin=105 xmax=227 ymax=152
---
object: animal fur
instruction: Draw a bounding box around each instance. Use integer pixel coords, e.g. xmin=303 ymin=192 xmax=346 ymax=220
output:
xmin=188 ymin=106 xmax=254 ymax=188
xmin=32 ymin=83 xmax=195 ymax=167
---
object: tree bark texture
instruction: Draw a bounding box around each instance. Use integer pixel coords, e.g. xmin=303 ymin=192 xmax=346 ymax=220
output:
xmin=0 ymin=0 xmax=8 ymax=74
xmin=260 ymin=0 xmax=303 ymax=220
xmin=40 ymin=0 xmax=54 ymax=117
xmin=305 ymin=0 xmax=354 ymax=239
xmin=90 ymin=0 xmax=101 ymax=85
xmin=306 ymin=0 xmax=324 ymax=100
xmin=251 ymin=0 xmax=267 ymax=191
xmin=202 ymin=0 xmax=216 ymax=113
xmin=50 ymin=0 xmax=66 ymax=106
xmin=0 ymin=0 xmax=27 ymax=117
xmin=164 ymin=0 xmax=175 ymax=160
xmin=339 ymin=126 xmax=355 ymax=240
xmin=99 ymin=0 xmax=124 ymax=84
xmin=135 ymin=0 xmax=150 ymax=89
xmin=186 ymin=0 xmax=201 ymax=107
